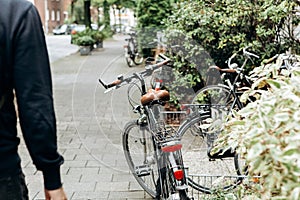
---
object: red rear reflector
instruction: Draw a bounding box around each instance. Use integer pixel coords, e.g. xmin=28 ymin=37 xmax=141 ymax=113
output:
xmin=174 ymin=169 xmax=184 ymax=180
xmin=161 ymin=144 xmax=182 ymax=152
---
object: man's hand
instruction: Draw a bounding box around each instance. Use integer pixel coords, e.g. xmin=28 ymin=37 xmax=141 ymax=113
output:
xmin=44 ymin=187 xmax=67 ymax=200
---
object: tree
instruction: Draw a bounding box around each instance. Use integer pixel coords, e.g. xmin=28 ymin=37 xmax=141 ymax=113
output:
xmin=136 ymin=0 xmax=173 ymax=57
xmin=161 ymin=0 xmax=300 ymax=99
xmin=84 ymin=0 xmax=92 ymax=28
xmin=166 ymin=0 xmax=300 ymax=68
xmin=91 ymin=0 xmax=103 ymax=26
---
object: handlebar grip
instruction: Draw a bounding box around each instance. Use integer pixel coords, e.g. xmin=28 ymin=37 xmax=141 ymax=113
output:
xmin=99 ymin=79 xmax=121 ymax=89
xmin=262 ymin=54 xmax=278 ymax=64
xmin=107 ymin=80 xmax=121 ymax=88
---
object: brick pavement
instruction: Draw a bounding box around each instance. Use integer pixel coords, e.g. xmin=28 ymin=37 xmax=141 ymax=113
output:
xmin=19 ymin=35 xmax=153 ymax=200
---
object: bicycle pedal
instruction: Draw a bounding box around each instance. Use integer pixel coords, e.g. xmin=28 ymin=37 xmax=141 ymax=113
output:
xmin=135 ymin=165 xmax=151 ymax=177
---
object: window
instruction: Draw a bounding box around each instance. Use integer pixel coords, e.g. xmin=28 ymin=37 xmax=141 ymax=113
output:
xmin=56 ymin=10 xmax=60 ymax=21
xmin=51 ymin=10 xmax=55 ymax=21
xmin=46 ymin=9 xmax=49 ymax=21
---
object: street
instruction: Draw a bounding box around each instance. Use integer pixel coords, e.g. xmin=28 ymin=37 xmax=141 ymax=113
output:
xmin=45 ymin=34 xmax=79 ymax=63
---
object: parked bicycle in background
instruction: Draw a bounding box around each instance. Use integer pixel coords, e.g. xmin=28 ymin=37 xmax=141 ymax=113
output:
xmin=124 ymin=30 xmax=144 ymax=67
xmin=177 ymin=47 xmax=259 ymax=194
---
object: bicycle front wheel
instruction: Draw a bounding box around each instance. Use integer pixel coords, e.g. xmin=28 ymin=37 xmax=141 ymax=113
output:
xmin=178 ymin=114 xmax=245 ymax=194
xmin=133 ymin=53 xmax=144 ymax=65
xmin=122 ymin=121 xmax=158 ymax=198
xmin=124 ymin=46 xmax=134 ymax=67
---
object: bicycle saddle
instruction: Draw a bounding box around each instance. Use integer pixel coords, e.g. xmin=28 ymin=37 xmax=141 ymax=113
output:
xmin=141 ymin=89 xmax=170 ymax=106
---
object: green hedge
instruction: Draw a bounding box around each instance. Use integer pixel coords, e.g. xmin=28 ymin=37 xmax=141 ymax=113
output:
xmin=164 ymin=0 xmax=300 ymax=88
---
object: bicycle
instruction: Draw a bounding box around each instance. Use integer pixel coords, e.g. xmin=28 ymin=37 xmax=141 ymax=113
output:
xmin=176 ymin=47 xmax=259 ymax=194
xmin=99 ymin=54 xmax=192 ymax=200
xmin=124 ymin=31 xmax=144 ymax=67
xmin=192 ymin=46 xmax=259 ymax=111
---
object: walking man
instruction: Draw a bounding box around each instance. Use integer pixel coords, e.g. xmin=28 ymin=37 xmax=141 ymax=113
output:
xmin=0 ymin=0 xmax=67 ymax=199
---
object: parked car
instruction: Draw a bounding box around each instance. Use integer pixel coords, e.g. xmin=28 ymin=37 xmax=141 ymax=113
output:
xmin=53 ymin=24 xmax=76 ymax=35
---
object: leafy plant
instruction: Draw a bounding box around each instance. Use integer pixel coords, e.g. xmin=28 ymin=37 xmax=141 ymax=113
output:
xmin=75 ymin=35 xmax=95 ymax=46
xmin=136 ymin=0 xmax=174 ymax=57
xmin=164 ymin=0 xmax=300 ymax=88
xmin=214 ymin=56 xmax=300 ymax=199
xmin=91 ymin=31 xmax=104 ymax=42
xmin=72 ymin=27 xmax=108 ymax=46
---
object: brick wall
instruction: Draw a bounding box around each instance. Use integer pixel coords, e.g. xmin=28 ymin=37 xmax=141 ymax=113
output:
xmin=33 ymin=0 xmax=72 ymax=34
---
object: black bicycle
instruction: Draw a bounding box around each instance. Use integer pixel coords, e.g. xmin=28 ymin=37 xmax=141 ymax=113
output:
xmin=99 ymin=54 xmax=192 ymax=200
xmin=177 ymin=47 xmax=259 ymax=194
xmin=124 ymin=31 xmax=144 ymax=67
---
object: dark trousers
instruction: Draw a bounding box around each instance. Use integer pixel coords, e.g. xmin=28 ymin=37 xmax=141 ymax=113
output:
xmin=0 ymin=172 xmax=29 ymax=200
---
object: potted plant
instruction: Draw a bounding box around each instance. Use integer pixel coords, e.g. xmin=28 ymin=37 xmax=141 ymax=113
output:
xmin=75 ymin=35 xmax=95 ymax=55
xmin=91 ymin=31 xmax=104 ymax=48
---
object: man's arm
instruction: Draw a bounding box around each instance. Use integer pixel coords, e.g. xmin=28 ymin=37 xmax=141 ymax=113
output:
xmin=12 ymin=3 xmax=64 ymax=191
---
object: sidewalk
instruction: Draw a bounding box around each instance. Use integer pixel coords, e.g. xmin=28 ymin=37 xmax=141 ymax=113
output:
xmin=19 ymin=35 xmax=153 ymax=200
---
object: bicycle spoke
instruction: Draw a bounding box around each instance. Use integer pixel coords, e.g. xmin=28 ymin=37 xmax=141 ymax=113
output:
xmin=178 ymin=115 xmax=244 ymax=194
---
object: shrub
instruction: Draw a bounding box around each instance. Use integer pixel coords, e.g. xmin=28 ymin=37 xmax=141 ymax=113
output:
xmin=166 ymin=0 xmax=299 ymax=67
xmin=136 ymin=0 xmax=173 ymax=57
xmin=163 ymin=0 xmax=300 ymax=101
xmin=214 ymin=55 xmax=300 ymax=199
xmin=74 ymin=35 xmax=95 ymax=46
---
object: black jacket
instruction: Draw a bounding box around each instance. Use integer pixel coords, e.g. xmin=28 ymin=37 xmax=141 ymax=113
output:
xmin=0 ymin=0 xmax=64 ymax=190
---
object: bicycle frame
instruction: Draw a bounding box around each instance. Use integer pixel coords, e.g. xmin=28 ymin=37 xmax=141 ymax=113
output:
xmin=220 ymin=47 xmax=259 ymax=111
xmin=99 ymin=53 xmax=191 ymax=199
xmin=140 ymin=94 xmax=188 ymax=198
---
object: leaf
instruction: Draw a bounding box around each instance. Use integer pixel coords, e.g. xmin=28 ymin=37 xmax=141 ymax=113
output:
xmin=266 ymin=79 xmax=284 ymax=90
xmin=291 ymin=187 xmax=300 ymax=200
xmin=282 ymin=148 xmax=299 ymax=157
xmin=274 ymin=112 xmax=290 ymax=123
xmin=247 ymin=143 xmax=265 ymax=160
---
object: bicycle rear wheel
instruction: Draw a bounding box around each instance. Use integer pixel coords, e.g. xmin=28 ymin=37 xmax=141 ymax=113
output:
xmin=122 ymin=121 xmax=158 ymax=198
xmin=178 ymin=114 xmax=246 ymax=194
xmin=192 ymin=84 xmax=240 ymax=113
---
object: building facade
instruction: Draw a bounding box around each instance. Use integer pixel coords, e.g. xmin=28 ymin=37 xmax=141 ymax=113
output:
xmin=31 ymin=0 xmax=72 ymax=34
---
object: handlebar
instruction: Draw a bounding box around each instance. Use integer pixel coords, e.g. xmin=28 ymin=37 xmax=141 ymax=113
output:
xmin=99 ymin=53 xmax=171 ymax=91
xmin=227 ymin=46 xmax=259 ymax=69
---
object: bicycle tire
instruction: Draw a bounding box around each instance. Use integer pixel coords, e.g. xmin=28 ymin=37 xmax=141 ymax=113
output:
xmin=133 ymin=53 xmax=144 ymax=65
xmin=177 ymin=114 xmax=246 ymax=194
xmin=122 ymin=121 xmax=159 ymax=198
xmin=179 ymin=190 xmax=189 ymax=200
xmin=192 ymin=84 xmax=241 ymax=113
xmin=159 ymin=156 xmax=189 ymax=200
xmin=124 ymin=46 xmax=134 ymax=67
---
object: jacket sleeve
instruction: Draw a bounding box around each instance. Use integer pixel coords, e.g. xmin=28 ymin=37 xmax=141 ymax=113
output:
xmin=12 ymin=4 xmax=64 ymax=190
